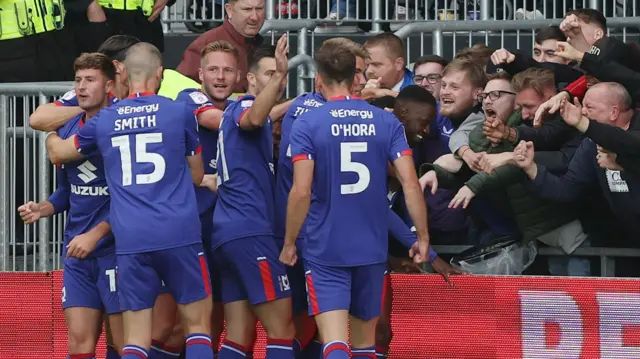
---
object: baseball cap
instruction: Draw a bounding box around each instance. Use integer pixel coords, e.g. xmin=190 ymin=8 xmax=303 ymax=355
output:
xmin=586 ymin=36 xmax=637 ymax=72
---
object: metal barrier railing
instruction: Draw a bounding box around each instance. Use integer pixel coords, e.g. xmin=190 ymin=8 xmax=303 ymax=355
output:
xmin=161 ymin=0 xmax=637 ymax=34
xmin=432 ymin=245 xmax=640 ymax=277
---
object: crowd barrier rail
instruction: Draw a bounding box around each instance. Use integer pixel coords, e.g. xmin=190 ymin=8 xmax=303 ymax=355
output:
xmin=161 ymin=0 xmax=634 ymax=34
xmin=1 ymin=271 xmax=640 ymax=358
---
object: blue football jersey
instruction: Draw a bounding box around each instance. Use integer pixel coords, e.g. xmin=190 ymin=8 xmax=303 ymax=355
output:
xmin=274 ymin=92 xmax=326 ymax=240
xmin=176 ymin=88 xmax=227 ymax=215
xmin=212 ymin=95 xmax=275 ymax=247
xmin=57 ymin=113 xmax=113 ymax=258
xmin=75 ymin=92 xmax=202 ymax=254
xmin=289 ymin=96 xmax=412 ymax=266
xmin=55 ymin=89 xmax=118 ymax=107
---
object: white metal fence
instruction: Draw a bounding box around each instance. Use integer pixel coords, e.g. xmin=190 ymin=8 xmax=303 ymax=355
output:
xmin=161 ymin=0 xmax=640 ymax=34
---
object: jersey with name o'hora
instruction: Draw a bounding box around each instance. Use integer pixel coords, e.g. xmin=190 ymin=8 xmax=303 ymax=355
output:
xmin=274 ymin=92 xmax=326 ymax=240
xmin=289 ymin=96 xmax=412 ymax=266
xmin=212 ymin=95 xmax=275 ymax=247
xmin=74 ymin=92 xmax=202 ymax=254
xmin=57 ymin=113 xmax=113 ymax=258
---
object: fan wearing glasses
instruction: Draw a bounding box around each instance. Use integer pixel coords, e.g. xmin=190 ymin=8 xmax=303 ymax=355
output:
xmin=412 ymin=55 xmax=449 ymax=100
xmin=478 ymin=73 xmax=516 ymax=126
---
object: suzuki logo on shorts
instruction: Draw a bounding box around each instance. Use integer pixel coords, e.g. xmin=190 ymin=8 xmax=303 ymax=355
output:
xmin=77 ymin=160 xmax=98 ymax=183
xmin=278 ymin=275 xmax=291 ymax=292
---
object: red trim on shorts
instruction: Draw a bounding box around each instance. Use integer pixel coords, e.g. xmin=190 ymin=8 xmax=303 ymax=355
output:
xmin=400 ymin=149 xmax=413 ymax=157
xmin=194 ymin=105 xmax=216 ymax=116
xmin=69 ymin=353 xmax=96 ymax=359
xmin=292 ymin=154 xmax=311 ymax=163
xmin=258 ymin=259 xmax=277 ymax=301
xmin=198 ymin=254 xmax=212 ymax=295
xmin=305 ymin=273 xmax=320 ymax=315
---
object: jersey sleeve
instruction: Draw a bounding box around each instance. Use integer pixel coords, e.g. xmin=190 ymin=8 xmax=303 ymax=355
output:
xmin=75 ymin=115 xmax=100 ymax=154
xmin=388 ymin=115 xmax=412 ymax=161
xmin=184 ymin=104 xmax=202 ymax=156
xmin=177 ymin=90 xmax=216 ymax=116
xmin=289 ymin=116 xmax=315 ymax=163
xmin=48 ymin=165 xmax=70 ymax=213
xmin=54 ymin=89 xmax=79 ymax=107
xmin=233 ymin=98 xmax=255 ymax=127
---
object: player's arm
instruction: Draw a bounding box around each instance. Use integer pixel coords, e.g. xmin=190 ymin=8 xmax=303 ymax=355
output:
xmin=285 ymin=159 xmax=314 ymax=246
xmin=269 ymin=98 xmax=295 ymax=122
xmin=388 ymin=120 xmax=430 ymax=261
xmin=46 ymin=132 xmax=84 ymax=164
xmin=197 ymin=107 xmax=223 ymax=130
xmin=67 ymin=221 xmax=111 ymax=259
xmin=30 ymin=103 xmax=84 ymax=131
xmin=184 ymin=105 xmax=205 ymax=185
xmin=48 ymin=165 xmax=71 ymax=213
xmin=238 ymin=35 xmax=289 ymax=130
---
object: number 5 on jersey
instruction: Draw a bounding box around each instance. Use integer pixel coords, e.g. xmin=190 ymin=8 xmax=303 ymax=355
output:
xmin=112 ymin=133 xmax=166 ymax=186
xmin=341 ymin=142 xmax=370 ymax=195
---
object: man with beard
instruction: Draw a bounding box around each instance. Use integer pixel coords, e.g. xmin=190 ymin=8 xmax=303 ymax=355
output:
xmin=422 ymin=72 xmax=520 ymax=245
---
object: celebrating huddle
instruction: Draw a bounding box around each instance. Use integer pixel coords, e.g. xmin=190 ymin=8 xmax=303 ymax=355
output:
xmin=18 ymin=33 xmax=430 ymax=359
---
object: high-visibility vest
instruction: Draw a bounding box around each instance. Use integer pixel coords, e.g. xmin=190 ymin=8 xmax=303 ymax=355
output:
xmin=158 ymin=69 xmax=201 ymax=100
xmin=97 ymin=0 xmax=153 ymax=17
xmin=0 ymin=0 xmax=64 ymax=40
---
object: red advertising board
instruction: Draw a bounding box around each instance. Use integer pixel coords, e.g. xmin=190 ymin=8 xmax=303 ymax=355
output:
xmin=1 ymin=271 xmax=640 ymax=358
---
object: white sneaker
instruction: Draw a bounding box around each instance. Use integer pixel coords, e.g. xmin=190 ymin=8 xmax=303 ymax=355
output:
xmin=314 ymin=13 xmax=360 ymax=33
xmin=390 ymin=6 xmax=424 ymax=31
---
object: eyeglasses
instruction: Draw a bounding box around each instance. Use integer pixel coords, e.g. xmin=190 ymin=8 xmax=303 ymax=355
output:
xmin=413 ymin=74 xmax=441 ymax=84
xmin=477 ymin=90 xmax=515 ymax=102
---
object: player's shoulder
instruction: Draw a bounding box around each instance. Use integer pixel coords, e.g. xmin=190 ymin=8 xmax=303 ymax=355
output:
xmin=297 ymin=92 xmax=326 ymax=107
xmin=57 ymin=112 xmax=85 ymax=138
xmin=177 ymin=88 xmax=210 ymax=104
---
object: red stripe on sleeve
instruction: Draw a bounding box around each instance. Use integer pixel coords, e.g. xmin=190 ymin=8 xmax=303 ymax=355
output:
xmin=54 ymin=101 xmax=63 ymax=107
xmin=401 ymin=149 xmax=413 ymax=157
xmin=236 ymin=108 xmax=250 ymax=126
xmin=194 ymin=145 xmax=202 ymax=154
xmin=292 ymin=154 xmax=311 ymax=163
xmin=73 ymin=134 xmax=81 ymax=151
xmin=194 ymin=105 xmax=216 ymax=116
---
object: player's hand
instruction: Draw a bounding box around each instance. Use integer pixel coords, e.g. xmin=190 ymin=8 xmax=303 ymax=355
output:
xmin=555 ymin=41 xmax=584 ymax=63
xmin=274 ymin=34 xmax=289 ymax=76
xmin=389 ymin=256 xmax=425 ymax=274
xmin=483 ymin=117 xmax=508 ymax=145
xmin=461 ymin=149 xmax=486 ymax=173
xmin=409 ymin=238 xmax=429 ymax=264
xmin=364 ymin=77 xmax=382 ymax=89
xmin=490 ymin=49 xmax=516 ymax=65
xmin=419 ymin=170 xmax=438 ymax=195
xmin=480 ymin=152 xmax=515 ymax=174
xmin=66 ymin=232 xmax=99 ymax=259
xmin=148 ymin=0 xmax=169 ymax=22
xmin=597 ymin=146 xmax=623 ymax=171
xmin=448 ymin=185 xmax=476 ymax=209
xmin=429 ymin=256 xmax=468 ymax=287
xmin=514 ymin=141 xmax=535 ymax=169
xmin=279 ymin=243 xmax=298 ymax=266
xmin=17 ymin=201 xmax=41 ymax=224
xmin=200 ymin=174 xmax=218 ymax=193
xmin=559 ymin=96 xmax=584 ymax=127
xmin=533 ymin=91 xmax=569 ymax=128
